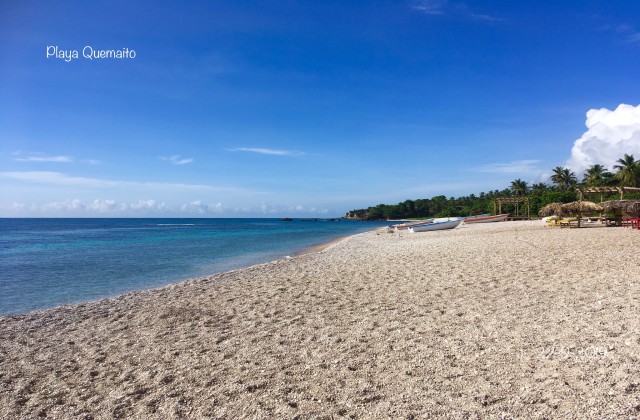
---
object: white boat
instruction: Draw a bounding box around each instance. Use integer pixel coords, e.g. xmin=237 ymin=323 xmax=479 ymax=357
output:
xmin=463 ymin=214 xmax=509 ymax=224
xmin=431 ymin=217 xmax=461 ymax=223
xmin=391 ymin=219 xmax=434 ymax=230
xmin=408 ymin=219 xmax=462 ymax=232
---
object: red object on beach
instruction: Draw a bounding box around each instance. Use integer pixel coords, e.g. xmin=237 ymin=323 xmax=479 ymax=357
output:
xmin=621 ymin=218 xmax=640 ymax=229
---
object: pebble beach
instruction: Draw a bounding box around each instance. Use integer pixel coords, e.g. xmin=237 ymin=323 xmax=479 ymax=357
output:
xmin=1 ymin=220 xmax=639 ymax=418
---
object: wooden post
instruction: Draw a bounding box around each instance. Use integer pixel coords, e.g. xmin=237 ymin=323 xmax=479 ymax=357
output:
xmin=578 ymin=197 xmax=582 ymax=228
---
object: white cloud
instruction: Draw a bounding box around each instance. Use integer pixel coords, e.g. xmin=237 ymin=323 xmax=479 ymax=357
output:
xmin=0 ymin=198 xmax=335 ymax=217
xmin=612 ymin=23 xmax=640 ymax=44
xmin=412 ymin=0 xmax=446 ymax=15
xmin=227 ymin=147 xmax=304 ymax=156
xmin=470 ymin=160 xmax=542 ymax=174
xmin=130 ymin=199 xmax=160 ymax=210
xmin=13 ymin=153 xmax=73 ymax=163
xmin=88 ymin=199 xmax=119 ymax=212
xmin=1 ymin=202 xmax=27 ymax=211
xmin=160 ymin=155 xmax=194 ymax=165
xmin=254 ymin=202 xmax=328 ymax=215
xmin=0 ymin=171 xmax=254 ymax=193
xmin=3 ymin=198 xmax=170 ymax=215
xmin=179 ymin=200 xmax=223 ymax=214
xmin=412 ymin=1 xmax=501 ymax=21
xmin=42 ymin=199 xmax=87 ymax=211
xmin=565 ymin=103 xmax=640 ymax=176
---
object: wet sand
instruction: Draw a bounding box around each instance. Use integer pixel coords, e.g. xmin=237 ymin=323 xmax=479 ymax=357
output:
xmin=1 ymin=221 xmax=639 ymax=418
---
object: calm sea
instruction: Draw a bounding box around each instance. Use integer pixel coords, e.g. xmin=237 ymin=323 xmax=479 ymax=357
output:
xmin=0 ymin=218 xmax=388 ymax=315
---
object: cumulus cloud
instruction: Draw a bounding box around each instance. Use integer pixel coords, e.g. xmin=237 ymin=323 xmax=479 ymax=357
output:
xmin=1 ymin=202 xmax=27 ymax=211
xmin=130 ymin=199 xmax=163 ymax=210
xmin=41 ymin=199 xmax=87 ymax=211
xmin=565 ymin=104 xmax=640 ymax=176
xmin=160 ymin=155 xmax=194 ymax=165
xmin=87 ymin=199 xmax=119 ymax=212
xmin=8 ymin=198 xmax=169 ymax=214
xmin=180 ymin=200 xmax=223 ymax=214
xmin=227 ymin=148 xmax=304 ymax=156
xmin=254 ymin=203 xmax=328 ymax=215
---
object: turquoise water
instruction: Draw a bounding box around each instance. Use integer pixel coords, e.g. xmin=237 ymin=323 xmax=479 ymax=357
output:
xmin=0 ymin=218 xmax=387 ymax=315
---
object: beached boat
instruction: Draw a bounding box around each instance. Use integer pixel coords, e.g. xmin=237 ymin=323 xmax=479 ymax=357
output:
xmin=431 ymin=217 xmax=462 ymax=223
xmin=463 ymin=214 xmax=509 ymax=224
xmin=408 ymin=219 xmax=462 ymax=232
xmin=391 ymin=219 xmax=434 ymax=230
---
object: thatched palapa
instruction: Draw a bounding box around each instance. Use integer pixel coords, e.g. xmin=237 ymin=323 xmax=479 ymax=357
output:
xmin=538 ymin=202 xmax=564 ymax=217
xmin=601 ymin=199 xmax=640 ymax=216
xmin=602 ymin=200 xmax=640 ymax=214
xmin=560 ymin=201 xmax=603 ymax=215
xmin=627 ymin=201 xmax=640 ymax=215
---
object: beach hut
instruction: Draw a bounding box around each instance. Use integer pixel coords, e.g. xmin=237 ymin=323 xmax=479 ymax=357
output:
xmin=560 ymin=201 xmax=603 ymax=215
xmin=602 ymin=200 xmax=640 ymax=217
xmin=538 ymin=202 xmax=564 ymax=217
xmin=626 ymin=200 xmax=640 ymax=216
xmin=598 ymin=199 xmax=640 ymax=226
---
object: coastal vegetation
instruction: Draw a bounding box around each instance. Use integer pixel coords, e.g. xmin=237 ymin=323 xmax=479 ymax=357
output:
xmin=347 ymin=154 xmax=640 ymax=220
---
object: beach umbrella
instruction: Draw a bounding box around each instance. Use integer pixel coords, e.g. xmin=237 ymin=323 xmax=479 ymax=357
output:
xmin=538 ymin=202 xmax=564 ymax=217
xmin=560 ymin=201 xmax=603 ymax=215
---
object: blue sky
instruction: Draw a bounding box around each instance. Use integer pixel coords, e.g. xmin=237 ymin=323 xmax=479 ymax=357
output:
xmin=2 ymin=0 xmax=640 ymax=217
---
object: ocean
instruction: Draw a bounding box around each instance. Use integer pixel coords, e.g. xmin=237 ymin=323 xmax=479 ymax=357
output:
xmin=0 ymin=218 xmax=388 ymax=316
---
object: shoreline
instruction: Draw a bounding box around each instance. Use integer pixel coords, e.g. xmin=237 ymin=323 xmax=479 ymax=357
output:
xmin=0 ymin=221 xmax=384 ymax=317
xmin=0 ymin=230 xmax=365 ymax=319
xmin=293 ymin=234 xmax=352 ymax=256
xmin=2 ymin=221 xmax=639 ymax=417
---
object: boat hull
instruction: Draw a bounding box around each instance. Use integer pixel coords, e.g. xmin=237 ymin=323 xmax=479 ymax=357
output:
xmin=463 ymin=214 xmax=509 ymax=224
xmin=408 ymin=219 xmax=462 ymax=232
xmin=392 ymin=219 xmax=434 ymax=230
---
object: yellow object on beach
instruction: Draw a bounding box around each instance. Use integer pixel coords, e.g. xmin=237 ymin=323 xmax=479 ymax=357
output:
xmin=545 ymin=217 xmax=560 ymax=227
xmin=559 ymin=218 xmax=579 ymax=228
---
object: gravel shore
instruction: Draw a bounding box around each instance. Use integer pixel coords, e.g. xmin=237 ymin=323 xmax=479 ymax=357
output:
xmin=1 ymin=221 xmax=639 ymax=418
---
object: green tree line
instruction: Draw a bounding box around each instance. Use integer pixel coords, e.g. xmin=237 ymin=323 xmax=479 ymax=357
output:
xmin=347 ymin=154 xmax=640 ymax=221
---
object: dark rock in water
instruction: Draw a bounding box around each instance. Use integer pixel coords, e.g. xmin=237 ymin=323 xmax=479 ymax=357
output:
xmin=280 ymin=218 xmax=293 ymax=221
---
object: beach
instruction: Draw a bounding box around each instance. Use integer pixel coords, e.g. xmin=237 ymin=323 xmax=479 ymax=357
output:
xmin=1 ymin=220 xmax=639 ymax=418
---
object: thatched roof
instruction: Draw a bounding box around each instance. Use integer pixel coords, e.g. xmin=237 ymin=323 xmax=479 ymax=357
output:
xmin=538 ymin=202 xmax=564 ymax=217
xmin=627 ymin=201 xmax=640 ymax=215
xmin=602 ymin=200 xmax=626 ymax=212
xmin=560 ymin=201 xmax=603 ymax=214
xmin=602 ymin=199 xmax=640 ymax=215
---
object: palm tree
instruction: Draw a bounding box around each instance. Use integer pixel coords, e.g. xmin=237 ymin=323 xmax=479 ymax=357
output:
xmin=613 ymin=154 xmax=640 ymax=187
xmin=510 ymin=179 xmax=528 ymax=216
xmin=550 ymin=166 xmax=577 ymax=191
xmin=582 ymin=164 xmax=612 ymax=186
xmin=530 ymin=182 xmax=548 ymax=195
xmin=510 ymin=179 xmax=528 ymax=196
